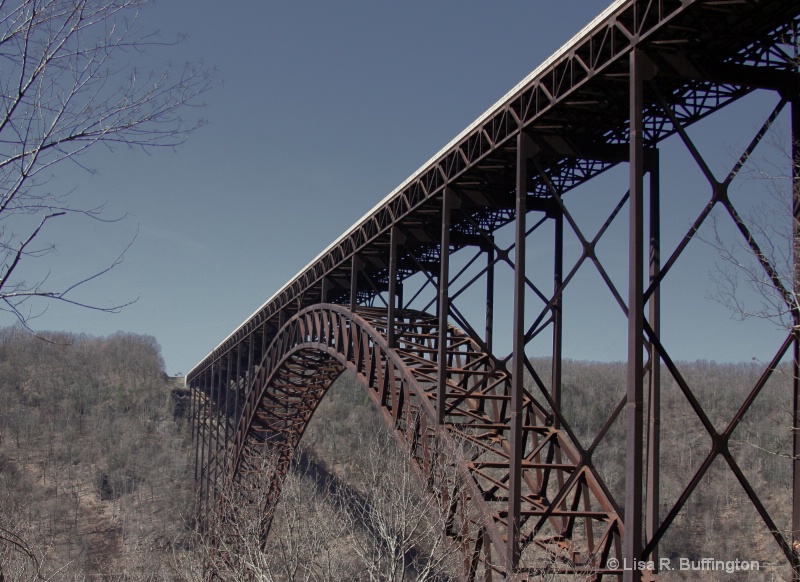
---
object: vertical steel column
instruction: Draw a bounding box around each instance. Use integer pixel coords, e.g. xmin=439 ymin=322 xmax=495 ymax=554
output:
xmin=350 ymin=255 xmax=362 ymax=314
xmin=791 ymin=96 xmax=800 ymax=578
xmin=204 ymin=366 xmax=214 ymax=510
xmin=397 ymin=281 xmax=404 ymax=312
xmin=204 ymin=372 xmax=219 ymax=508
xmin=214 ymin=354 xmax=228 ymax=496
xmin=552 ymin=206 xmax=566 ymax=533
xmin=207 ymin=366 xmax=216 ymax=502
xmin=194 ymin=378 xmax=202 ymax=482
xmin=321 ymin=277 xmax=331 ymax=303
xmin=486 ymin=237 xmax=495 ymax=356
xmin=196 ymin=374 xmax=205 ymax=520
xmin=189 ymin=376 xmax=196 ymax=461
xmin=262 ymin=321 xmax=269 ymax=363
xmin=231 ymin=345 xmax=241 ymax=462
xmin=193 ymin=385 xmax=200 ymax=492
xmin=509 ymin=132 xmax=532 ymax=571
xmin=438 ymin=189 xmax=455 ymax=425
xmin=388 ymin=226 xmax=403 ymax=349
xmin=552 ymin=209 xmax=564 ymax=422
xmin=211 ymin=364 xmax=222 ymax=516
xmin=646 ymin=150 xmax=661 ymax=568
xmin=243 ymin=335 xmax=254 ymax=427
xmin=624 ymin=49 xmax=646 ymax=582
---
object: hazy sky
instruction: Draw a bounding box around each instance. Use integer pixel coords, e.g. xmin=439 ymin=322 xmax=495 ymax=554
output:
xmin=11 ymin=0 xmax=792 ymax=375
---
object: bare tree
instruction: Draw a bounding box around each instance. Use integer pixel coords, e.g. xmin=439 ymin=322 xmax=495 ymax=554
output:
xmin=0 ymin=0 xmax=213 ymax=326
xmin=0 ymin=495 xmax=78 ymax=582
xmin=0 ymin=510 xmax=42 ymax=582
xmin=197 ymin=452 xmax=353 ymax=582
xmin=703 ymin=95 xmax=800 ymax=580
xmin=701 ymin=26 xmax=798 ymax=330
xmin=196 ymin=427 xmax=472 ymax=581
xmin=707 ymin=123 xmax=799 ymax=330
xmin=340 ymin=429 xmax=467 ymax=582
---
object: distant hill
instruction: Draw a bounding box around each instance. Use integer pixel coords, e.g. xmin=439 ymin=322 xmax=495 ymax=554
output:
xmin=0 ymin=328 xmax=194 ymax=580
xmin=1 ymin=328 xmax=793 ymax=580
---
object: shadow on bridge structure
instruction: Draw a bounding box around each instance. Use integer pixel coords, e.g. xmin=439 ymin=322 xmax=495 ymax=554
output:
xmin=187 ymin=0 xmax=800 ymax=579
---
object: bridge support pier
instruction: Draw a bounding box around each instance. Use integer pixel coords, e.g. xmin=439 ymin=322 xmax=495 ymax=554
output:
xmin=207 ymin=368 xmax=214 ymax=510
xmin=508 ymin=131 xmax=534 ymax=573
xmin=215 ymin=360 xmax=226 ymax=497
xmin=387 ymin=226 xmax=403 ymax=349
xmin=350 ymin=255 xmax=363 ymax=314
xmin=646 ymin=148 xmax=661 ymax=573
xmin=792 ymin=95 xmax=800 ymax=579
xmin=485 ymin=236 xmax=495 ymax=358
xmin=624 ymin=48 xmax=648 ymax=582
xmin=438 ymin=189 xmax=458 ymax=425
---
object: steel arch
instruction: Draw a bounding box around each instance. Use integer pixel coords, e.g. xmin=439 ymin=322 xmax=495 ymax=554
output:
xmin=227 ymin=304 xmax=623 ymax=579
xmin=188 ymin=1 xmax=800 ymax=580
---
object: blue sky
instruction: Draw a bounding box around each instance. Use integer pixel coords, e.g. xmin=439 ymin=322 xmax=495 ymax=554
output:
xmin=11 ymin=0 xmax=792 ymax=374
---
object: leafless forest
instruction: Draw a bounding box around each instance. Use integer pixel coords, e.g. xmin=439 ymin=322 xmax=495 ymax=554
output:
xmin=0 ymin=329 xmax=795 ymax=580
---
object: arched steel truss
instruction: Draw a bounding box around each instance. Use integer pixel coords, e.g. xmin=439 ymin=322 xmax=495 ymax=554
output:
xmin=188 ymin=1 xmax=800 ymax=580
xmin=227 ymin=304 xmax=623 ymax=578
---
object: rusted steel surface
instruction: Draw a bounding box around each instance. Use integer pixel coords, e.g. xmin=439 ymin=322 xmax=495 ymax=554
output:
xmin=188 ymin=0 xmax=800 ymax=377
xmin=226 ymin=304 xmax=623 ymax=578
xmin=187 ymin=0 xmax=800 ymax=579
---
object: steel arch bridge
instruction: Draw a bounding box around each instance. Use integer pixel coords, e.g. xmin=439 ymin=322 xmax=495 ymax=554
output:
xmin=187 ymin=0 xmax=800 ymax=579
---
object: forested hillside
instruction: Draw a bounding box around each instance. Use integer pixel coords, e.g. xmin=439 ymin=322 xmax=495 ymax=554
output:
xmin=204 ymin=357 xmax=795 ymax=581
xmin=257 ymin=359 xmax=795 ymax=581
xmin=0 ymin=328 xmax=195 ymax=580
xmin=0 ymin=327 xmax=795 ymax=580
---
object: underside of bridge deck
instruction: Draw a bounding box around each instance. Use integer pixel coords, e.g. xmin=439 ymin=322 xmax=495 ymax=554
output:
xmin=187 ymin=0 xmax=800 ymax=579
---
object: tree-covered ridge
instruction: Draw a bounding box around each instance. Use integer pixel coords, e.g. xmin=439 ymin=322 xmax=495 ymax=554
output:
xmin=235 ymin=358 xmax=796 ymax=581
xmin=0 ymin=328 xmax=194 ymax=580
xmin=0 ymin=329 xmax=795 ymax=581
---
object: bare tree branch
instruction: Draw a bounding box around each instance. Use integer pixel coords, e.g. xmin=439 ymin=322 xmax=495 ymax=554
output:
xmin=0 ymin=0 xmax=213 ymax=324
xmin=704 ymin=118 xmax=800 ymax=330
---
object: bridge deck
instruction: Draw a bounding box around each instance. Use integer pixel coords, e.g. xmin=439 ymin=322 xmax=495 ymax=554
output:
xmin=189 ymin=0 xmax=799 ymax=378
xmin=188 ymin=0 xmax=800 ymax=579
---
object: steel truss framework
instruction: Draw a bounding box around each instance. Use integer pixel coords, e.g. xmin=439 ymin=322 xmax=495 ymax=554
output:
xmin=188 ymin=0 xmax=800 ymax=579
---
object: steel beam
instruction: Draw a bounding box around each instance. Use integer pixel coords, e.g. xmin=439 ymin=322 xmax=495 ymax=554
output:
xmin=388 ymin=226 xmax=403 ymax=349
xmin=552 ymin=206 xmax=567 ymax=534
xmin=321 ymin=276 xmax=331 ymax=303
xmin=190 ymin=377 xmax=197 ymax=477
xmin=204 ymin=367 xmax=212 ymax=514
xmin=210 ymin=362 xmax=219 ymax=497
xmin=350 ymin=255 xmax=362 ymax=314
xmin=646 ymin=150 xmax=661 ymax=569
xmin=552 ymin=209 xmax=563 ymax=423
xmin=194 ymin=378 xmax=202 ymax=483
xmin=229 ymin=347 xmax=239 ymax=470
xmin=244 ymin=336 xmax=253 ymax=432
xmin=792 ymin=95 xmax=800 ymax=578
xmin=509 ymin=132 xmax=533 ymax=572
xmin=438 ymin=189 xmax=456 ymax=425
xmin=218 ymin=359 xmax=226 ymax=492
xmin=189 ymin=376 xmax=195 ymax=444
xmin=624 ymin=48 xmax=647 ymax=582
xmin=485 ymin=237 xmax=495 ymax=357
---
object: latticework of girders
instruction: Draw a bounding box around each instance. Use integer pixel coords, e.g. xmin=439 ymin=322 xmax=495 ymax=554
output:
xmin=227 ymin=305 xmax=623 ymax=578
xmin=187 ymin=1 xmax=800 ymax=580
